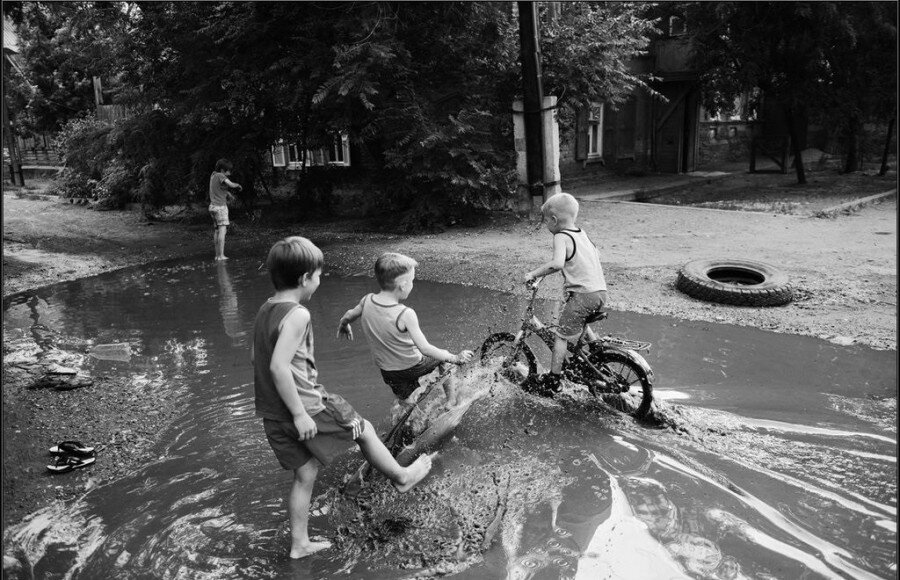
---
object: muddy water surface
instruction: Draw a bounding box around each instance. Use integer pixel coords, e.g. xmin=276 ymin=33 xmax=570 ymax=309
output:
xmin=2 ymin=256 xmax=896 ymax=579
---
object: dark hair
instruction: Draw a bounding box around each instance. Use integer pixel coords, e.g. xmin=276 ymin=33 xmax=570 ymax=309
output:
xmin=266 ymin=236 xmax=324 ymax=290
xmin=215 ymin=158 xmax=233 ymax=173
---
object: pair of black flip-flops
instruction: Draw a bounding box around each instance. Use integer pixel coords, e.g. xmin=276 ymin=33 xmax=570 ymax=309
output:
xmin=46 ymin=441 xmax=96 ymax=473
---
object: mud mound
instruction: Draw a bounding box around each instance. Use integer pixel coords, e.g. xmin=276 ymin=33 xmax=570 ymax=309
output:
xmin=314 ymin=368 xmax=620 ymax=576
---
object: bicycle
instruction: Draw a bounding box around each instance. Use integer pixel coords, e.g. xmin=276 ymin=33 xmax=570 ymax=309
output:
xmin=480 ymin=279 xmax=654 ymax=418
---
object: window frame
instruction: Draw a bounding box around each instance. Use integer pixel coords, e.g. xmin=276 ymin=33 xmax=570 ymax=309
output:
xmin=272 ymin=133 xmax=351 ymax=170
xmin=586 ymin=104 xmax=604 ymax=159
xmin=271 ymin=142 xmax=286 ymax=167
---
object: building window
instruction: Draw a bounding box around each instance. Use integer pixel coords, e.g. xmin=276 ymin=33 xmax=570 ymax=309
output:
xmin=587 ymin=105 xmax=604 ymax=159
xmin=272 ymin=133 xmax=351 ymax=170
xmin=668 ymin=15 xmax=687 ymax=37
xmin=271 ymin=143 xmax=286 ymax=167
xmin=328 ymin=133 xmax=351 ymax=167
xmin=287 ymin=143 xmax=301 ymax=168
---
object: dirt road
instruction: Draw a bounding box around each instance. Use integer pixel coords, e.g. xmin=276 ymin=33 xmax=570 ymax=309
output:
xmin=5 ymin=183 xmax=896 ymax=350
xmin=1 ymin=174 xmax=896 ymax=527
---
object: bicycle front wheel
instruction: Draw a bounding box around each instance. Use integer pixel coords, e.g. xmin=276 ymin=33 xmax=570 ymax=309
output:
xmin=480 ymin=332 xmax=536 ymax=387
xmin=584 ymin=349 xmax=653 ymax=419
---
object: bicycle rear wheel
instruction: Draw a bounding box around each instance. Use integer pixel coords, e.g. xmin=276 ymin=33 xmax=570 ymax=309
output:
xmin=480 ymin=332 xmax=536 ymax=387
xmin=583 ymin=349 xmax=653 ymax=418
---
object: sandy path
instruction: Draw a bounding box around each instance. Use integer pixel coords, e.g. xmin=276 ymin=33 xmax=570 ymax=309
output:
xmin=3 ymin=192 xmax=896 ymax=350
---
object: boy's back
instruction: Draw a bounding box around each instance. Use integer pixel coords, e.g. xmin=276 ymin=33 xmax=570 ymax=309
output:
xmin=557 ymin=227 xmax=606 ymax=294
xmin=358 ymin=294 xmax=422 ymax=371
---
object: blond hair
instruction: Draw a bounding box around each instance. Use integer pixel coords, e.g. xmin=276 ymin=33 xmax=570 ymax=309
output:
xmin=266 ymin=236 xmax=324 ymax=290
xmin=374 ymin=252 xmax=418 ymax=290
xmin=541 ymin=192 xmax=579 ymax=220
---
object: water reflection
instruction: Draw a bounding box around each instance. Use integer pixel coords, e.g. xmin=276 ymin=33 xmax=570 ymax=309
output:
xmin=216 ymin=261 xmax=248 ymax=348
xmin=1 ymin=256 xmax=896 ymax=579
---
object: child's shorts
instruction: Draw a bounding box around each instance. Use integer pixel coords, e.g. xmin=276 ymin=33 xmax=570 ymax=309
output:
xmin=380 ymin=355 xmax=443 ymax=400
xmin=557 ymin=290 xmax=608 ymax=339
xmin=209 ymin=204 xmax=229 ymax=227
xmin=262 ymin=394 xmax=365 ymax=470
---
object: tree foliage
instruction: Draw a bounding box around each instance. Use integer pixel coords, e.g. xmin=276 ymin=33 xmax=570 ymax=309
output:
xmin=10 ymin=1 xmax=659 ymax=222
xmin=683 ymin=1 xmax=897 ymax=178
xmin=4 ymin=2 xmax=133 ymax=133
xmin=540 ymin=2 xmax=658 ymax=130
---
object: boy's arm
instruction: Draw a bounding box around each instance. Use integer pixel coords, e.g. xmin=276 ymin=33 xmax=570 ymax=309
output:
xmin=524 ymin=234 xmax=568 ymax=282
xmin=223 ymin=177 xmax=242 ymax=191
xmin=400 ymin=309 xmax=472 ymax=365
xmin=270 ymin=308 xmax=317 ymax=440
xmin=336 ymin=297 xmax=365 ymax=340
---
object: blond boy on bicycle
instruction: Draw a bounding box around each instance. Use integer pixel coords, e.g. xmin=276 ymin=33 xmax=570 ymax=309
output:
xmin=524 ymin=192 xmax=608 ymax=393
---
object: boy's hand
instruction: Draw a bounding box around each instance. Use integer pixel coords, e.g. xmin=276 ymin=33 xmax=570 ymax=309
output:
xmin=294 ymin=414 xmax=317 ymax=440
xmin=455 ymin=350 xmax=474 ymax=365
xmin=337 ymin=321 xmax=353 ymax=340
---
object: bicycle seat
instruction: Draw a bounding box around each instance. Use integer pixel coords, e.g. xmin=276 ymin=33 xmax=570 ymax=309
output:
xmin=584 ymin=310 xmax=608 ymax=325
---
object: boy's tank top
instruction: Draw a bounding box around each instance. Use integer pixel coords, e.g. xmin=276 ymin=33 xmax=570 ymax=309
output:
xmin=359 ymin=294 xmax=422 ymax=372
xmin=252 ymin=299 xmax=325 ymax=421
xmin=558 ymin=228 xmax=607 ymax=293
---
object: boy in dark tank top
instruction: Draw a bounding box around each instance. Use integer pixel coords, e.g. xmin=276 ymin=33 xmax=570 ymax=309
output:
xmin=252 ymin=237 xmax=435 ymax=559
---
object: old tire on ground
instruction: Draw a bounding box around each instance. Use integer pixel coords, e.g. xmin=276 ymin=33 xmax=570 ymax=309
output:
xmin=676 ymin=259 xmax=793 ymax=307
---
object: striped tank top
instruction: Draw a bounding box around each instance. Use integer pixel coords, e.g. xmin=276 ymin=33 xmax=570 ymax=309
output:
xmin=558 ymin=228 xmax=607 ymax=293
xmin=359 ymin=294 xmax=422 ymax=371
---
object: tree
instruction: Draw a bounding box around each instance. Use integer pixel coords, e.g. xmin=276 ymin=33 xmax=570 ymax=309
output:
xmin=5 ymin=2 xmax=133 ymax=133
xmin=684 ymin=1 xmax=898 ymax=182
xmin=14 ymin=1 xmax=660 ymax=221
xmin=539 ymin=2 xmax=658 ymax=132
xmin=817 ymin=2 xmax=897 ymax=173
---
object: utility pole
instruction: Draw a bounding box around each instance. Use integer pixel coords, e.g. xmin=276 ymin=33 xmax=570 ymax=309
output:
xmin=517 ymin=1 xmax=545 ymax=205
xmin=2 ymin=50 xmax=25 ymax=186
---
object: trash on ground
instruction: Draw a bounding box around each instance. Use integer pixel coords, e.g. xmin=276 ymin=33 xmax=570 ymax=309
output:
xmin=89 ymin=343 xmax=132 ymax=362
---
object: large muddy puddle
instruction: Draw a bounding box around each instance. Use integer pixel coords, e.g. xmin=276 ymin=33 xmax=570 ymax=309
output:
xmin=2 ymin=256 xmax=896 ymax=579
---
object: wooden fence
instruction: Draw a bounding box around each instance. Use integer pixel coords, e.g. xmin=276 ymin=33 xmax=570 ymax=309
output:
xmin=96 ymin=104 xmax=130 ymax=123
xmin=15 ymin=132 xmax=60 ymax=166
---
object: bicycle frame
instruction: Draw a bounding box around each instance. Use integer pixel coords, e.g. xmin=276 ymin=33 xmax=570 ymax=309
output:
xmin=508 ymin=280 xmax=654 ymax=382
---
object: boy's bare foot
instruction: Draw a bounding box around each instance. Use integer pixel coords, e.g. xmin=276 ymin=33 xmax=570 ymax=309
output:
xmin=289 ymin=539 xmax=332 ymax=559
xmin=393 ymin=452 xmax=436 ymax=493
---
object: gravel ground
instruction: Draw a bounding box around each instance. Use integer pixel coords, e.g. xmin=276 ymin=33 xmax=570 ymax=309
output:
xmin=2 ymin=169 xmax=896 ymax=529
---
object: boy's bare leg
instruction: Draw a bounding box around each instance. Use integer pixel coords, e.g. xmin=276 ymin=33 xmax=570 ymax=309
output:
xmin=288 ymin=459 xmax=332 ymax=559
xmin=443 ymin=374 xmax=461 ymax=407
xmin=551 ymin=336 xmax=568 ymax=375
xmin=215 ymin=225 xmax=228 ymax=260
xmin=356 ymin=420 xmax=434 ymax=492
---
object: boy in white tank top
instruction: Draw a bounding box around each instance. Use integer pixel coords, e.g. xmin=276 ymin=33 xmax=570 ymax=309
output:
xmin=337 ymin=253 xmax=473 ymax=416
xmin=524 ymin=193 xmax=608 ymax=393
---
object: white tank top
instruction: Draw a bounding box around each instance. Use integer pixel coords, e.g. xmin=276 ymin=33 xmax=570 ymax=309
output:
xmin=559 ymin=228 xmax=607 ymax=293
xmin=359 ymin=294 xmax=422 ymax=371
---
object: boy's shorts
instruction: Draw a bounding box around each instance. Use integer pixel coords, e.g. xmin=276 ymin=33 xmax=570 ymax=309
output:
xmin=262 ymin=393 xmax=365 ymax=470
xmin=380 ymin=355 xmax=443 ymax=400
xmin=557 ymin=290 xmax=608 ymax=339
xmin=209 ymin=204 xmax=229 ymax=227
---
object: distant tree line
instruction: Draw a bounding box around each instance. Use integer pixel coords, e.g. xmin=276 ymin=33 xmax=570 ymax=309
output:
xmin=681 ymin=1 xmax=897 ymax=181
xmin=3 ymin=1 xmax=896 ymax=216
xmin=3 ymin=1 xmax=655 ymax=221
